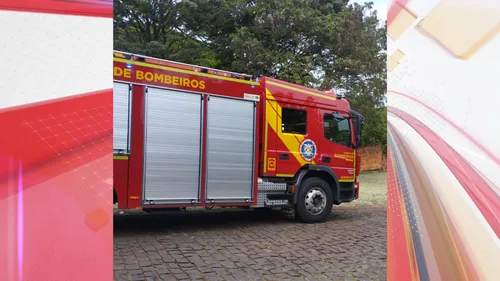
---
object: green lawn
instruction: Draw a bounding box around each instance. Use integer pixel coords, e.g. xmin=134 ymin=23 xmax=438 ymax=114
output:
xmin=348 ymin=171 xmax=387 ymax=206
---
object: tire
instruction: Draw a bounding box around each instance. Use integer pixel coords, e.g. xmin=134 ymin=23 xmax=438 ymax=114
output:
xmin=295 ymin=177 xmax=334 ymax=223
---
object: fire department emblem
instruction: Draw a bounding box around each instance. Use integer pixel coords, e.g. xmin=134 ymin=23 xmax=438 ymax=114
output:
xmin=299 ymin=139 xmax=317 ymax=161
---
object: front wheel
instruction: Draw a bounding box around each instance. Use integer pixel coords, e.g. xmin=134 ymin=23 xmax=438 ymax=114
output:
xmin=295 ymin=178 xmax=334 ymax=223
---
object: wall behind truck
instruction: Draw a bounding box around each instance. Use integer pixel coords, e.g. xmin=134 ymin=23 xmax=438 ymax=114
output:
xmin=357 ymin=145 xmax=384 ymax=171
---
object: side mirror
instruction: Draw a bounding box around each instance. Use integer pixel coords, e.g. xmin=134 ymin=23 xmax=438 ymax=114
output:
xmin=349 ymin=110 xmax=364 ymax=148
xmin=357 ymin=118 xmax=364 ymax=146
xmin=356 ymin=134 xmax=362 ymax=146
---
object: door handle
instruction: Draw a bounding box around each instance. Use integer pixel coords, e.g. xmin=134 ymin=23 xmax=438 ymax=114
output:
xmin=322 ymin=156 xmax=331 ymax=163
xmin=279 ymin=153 xmax=290 ymax=160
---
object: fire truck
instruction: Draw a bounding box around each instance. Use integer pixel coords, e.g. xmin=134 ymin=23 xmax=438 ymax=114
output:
xmin=113 ymin=51 xmax=364 ymax=223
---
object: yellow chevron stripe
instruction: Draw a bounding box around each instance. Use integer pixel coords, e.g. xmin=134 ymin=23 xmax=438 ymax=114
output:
xmin=265 ymin=88 xmax=315 ymax=166
xmin=263 ymin=107 xmax=269 ymax=172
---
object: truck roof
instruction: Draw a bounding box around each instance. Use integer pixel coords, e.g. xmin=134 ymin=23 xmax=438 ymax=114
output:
xmin=113 ymin=51 xmax=351 ymax=112
xmin=261 ymin=77 xmax=350 ymax=112
xmin=114 ymin=51 xmax=256 ymax=81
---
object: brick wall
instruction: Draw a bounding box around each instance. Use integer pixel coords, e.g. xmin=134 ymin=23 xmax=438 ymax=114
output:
xmin=357 ymin=145 xmax=384 ymax=171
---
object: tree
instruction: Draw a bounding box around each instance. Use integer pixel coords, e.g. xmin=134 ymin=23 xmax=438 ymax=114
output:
xmin=113 ymin=0 xmax=387 ymax=153
xmin=362 ymin=107 xmax=387 ymax=153
xmin=114 ymin=0 xmax=220 ymax=66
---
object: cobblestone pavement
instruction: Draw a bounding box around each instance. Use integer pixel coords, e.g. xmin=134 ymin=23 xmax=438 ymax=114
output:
xmin=114 ymin=206 xmax=387 ymax=281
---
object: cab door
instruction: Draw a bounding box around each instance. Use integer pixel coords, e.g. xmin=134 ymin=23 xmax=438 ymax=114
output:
xmin=317 ymin=109 xmax=356 ymax=183
xmin=270 ymin=102 xmax=312 ymax=178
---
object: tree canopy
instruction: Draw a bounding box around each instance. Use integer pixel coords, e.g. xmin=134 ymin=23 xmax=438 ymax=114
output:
xmin=114 ymin=0 xmax=386 ymax=151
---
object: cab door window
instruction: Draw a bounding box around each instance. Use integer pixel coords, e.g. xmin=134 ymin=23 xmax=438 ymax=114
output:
xmin=324 ymin=114 xmax=351 ymax=147
xmin=282 ymin=108 xmax=307 ymax=135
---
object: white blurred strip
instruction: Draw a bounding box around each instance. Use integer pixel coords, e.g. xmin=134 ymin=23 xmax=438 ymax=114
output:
xmin=0 ymin=11 xmax=112 ymax=109
xmin=389 ymin=114 xmax=500 ymax=280
xmin=388 ymin=127 xmax=442 ymax=281
xmin=388 ymin=92 xmax=500 ymax=192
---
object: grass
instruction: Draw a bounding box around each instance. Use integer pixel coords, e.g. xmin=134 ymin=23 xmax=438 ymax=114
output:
xmin=348 ymin=170 xmax=387 ymax=206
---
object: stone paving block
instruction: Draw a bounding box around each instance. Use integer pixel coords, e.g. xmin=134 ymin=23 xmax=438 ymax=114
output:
xmin=114 ymin=206 xmax=387 ymax=281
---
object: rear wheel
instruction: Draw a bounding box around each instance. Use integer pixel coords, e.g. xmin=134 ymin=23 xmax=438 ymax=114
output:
xmin=295 ymin=178 xmax=333 ymax=223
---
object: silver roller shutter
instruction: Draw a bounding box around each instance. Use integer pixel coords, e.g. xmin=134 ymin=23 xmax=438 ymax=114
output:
xmin=205 ymin=96 xmax=256 ymax=202
xmin=113 ymin=82 xmax=131 ymax=153
xmin=143 ymin=87 xmax=203 ymax=203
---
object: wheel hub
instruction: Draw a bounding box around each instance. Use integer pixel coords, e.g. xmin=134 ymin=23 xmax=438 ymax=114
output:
xmin=305 ymin=188 xmax=327 ymax=215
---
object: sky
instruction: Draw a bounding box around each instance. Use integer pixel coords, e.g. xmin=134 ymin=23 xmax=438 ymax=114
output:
xmin=353 ymin=0 xmax=387 ymax=21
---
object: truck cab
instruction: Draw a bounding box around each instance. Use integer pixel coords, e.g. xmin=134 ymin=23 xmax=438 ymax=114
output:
xmin=257 ymin=77 xmax=364 ymax=222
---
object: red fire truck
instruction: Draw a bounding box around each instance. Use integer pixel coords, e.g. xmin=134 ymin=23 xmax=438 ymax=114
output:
xmin=113 ymin=51 xmax=364 ymax=223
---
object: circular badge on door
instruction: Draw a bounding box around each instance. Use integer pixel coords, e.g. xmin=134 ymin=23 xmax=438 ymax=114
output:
xmin=299 ymin=139 xmax=317 ymax=162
